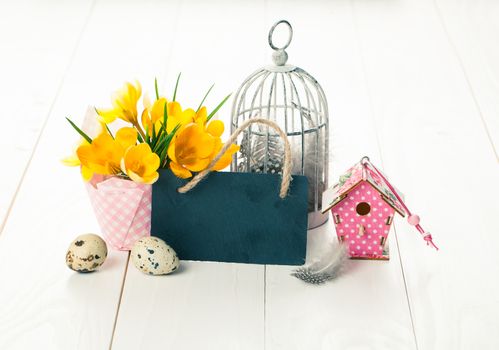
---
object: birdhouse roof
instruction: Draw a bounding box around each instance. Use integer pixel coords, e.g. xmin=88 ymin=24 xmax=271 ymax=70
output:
xmin=322 ymin=161 xmax=406 ymax=216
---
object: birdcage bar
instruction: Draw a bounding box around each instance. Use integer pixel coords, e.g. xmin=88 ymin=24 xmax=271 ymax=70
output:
xmin=296 ymin=72 xmax=320 ymax=211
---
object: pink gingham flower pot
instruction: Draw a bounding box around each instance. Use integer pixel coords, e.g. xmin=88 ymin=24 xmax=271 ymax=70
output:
xmin=86 ymin=175 xmax=152 ymax=250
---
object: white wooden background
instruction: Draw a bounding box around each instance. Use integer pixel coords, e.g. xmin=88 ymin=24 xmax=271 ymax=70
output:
xmin=0 ymin=0 xmax=498 ymax=349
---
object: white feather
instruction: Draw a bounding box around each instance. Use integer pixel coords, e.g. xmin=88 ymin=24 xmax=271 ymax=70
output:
xmin=291 ymin=243 xmax=348 ymax=284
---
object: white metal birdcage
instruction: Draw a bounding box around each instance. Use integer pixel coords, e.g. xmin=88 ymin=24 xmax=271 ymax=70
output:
xmin=231 ymin=20 xmax=329 ymax=229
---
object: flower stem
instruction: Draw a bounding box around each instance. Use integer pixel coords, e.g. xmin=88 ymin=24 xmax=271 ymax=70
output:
xmin=133 ymin=121 xmax=147 ymax=142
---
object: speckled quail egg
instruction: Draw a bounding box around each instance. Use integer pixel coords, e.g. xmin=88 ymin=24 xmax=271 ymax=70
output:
xmin=131 ymin=236 xmax=179 ymax=275
xmin=66 ymin=234 xmax=108 ymax=273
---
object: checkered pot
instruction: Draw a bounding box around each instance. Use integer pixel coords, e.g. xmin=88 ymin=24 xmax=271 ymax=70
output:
xmin=86 ymin=175 xmax=152 ymax=250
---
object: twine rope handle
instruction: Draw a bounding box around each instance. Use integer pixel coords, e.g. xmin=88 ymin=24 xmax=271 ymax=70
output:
xmin=178 ymin=118 xmax=293 ymax=199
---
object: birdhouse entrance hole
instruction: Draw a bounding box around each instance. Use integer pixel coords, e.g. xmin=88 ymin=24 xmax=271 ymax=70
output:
xmin=356 ymin=202 xmax=371 ymax=216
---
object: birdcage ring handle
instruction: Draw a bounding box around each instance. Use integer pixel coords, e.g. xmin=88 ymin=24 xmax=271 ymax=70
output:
xmin=268 ymin=20 xmax=293 ymax=51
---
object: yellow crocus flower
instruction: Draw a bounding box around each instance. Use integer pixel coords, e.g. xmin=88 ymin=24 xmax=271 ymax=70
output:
xmin=61 ymin=139 xmax=88 ymax=167
xmin=141 ymin=97 xmax=167 ymax=136
xmin=211 ymin=140 xmax=240 ymax=171
xmin=205 ymin=119 xmax=224 ymax=137
xmin=142 ymin=99 xmax=201 ymax=137
xmin=96 ymin=81 xmax=142 ymax=125
xmin=201 ymin=116 xmax=239 ymax=170
xmin=121 ymin=143 xmax=160 ymax=184
xmin=76 ymin=127 xmax=138 ymax=181
xmin=168 ymin=123 xmax=216 ymax=178
xmin=201 ymin=115 xmax=239 ymax=170
xmin=62 ymin=139 xmax=95 ymax=181
xmin=167 ymin=119 xmax=239 ymax=179
xmin=166 ymin=102 xmax=208 ymax=133
xmin=62 ymin=110 xmax=106 ymax=177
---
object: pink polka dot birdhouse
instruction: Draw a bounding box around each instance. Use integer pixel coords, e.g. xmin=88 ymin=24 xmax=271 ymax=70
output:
xmin=322 ymin=157 xmax=438 ymax=260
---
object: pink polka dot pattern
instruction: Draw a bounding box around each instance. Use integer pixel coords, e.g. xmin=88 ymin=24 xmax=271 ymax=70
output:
xmin=331 ymin=181 xmax=394 ymax=259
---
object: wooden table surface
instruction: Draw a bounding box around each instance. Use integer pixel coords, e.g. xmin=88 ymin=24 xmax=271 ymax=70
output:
xmin=0 ymin=0 xmax=498 ymax=349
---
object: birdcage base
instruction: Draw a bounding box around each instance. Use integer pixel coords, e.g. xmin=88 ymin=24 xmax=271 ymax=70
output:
xmin=308 ymin=210 xmax=329 ymax=229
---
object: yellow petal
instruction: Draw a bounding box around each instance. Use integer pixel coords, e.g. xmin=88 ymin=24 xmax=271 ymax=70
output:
xmin=167 ymin=139 xmax=177 ymax=164
xmin=96 ymin=108 xmax=118 ymax=124
xmin=94 ymin=134 xmax=123 ymax=169
xmin=77 ymin=133 xmax=123 ymax=175
xmin=150 ymin=98 xmax=168 ymax=124
xmin=126 ymin=170 xmax=143 ymax=183
xmin=124 ymin=143 xmax=152 ymax=166
xmin=206 ymin=120 xmax=224 ymax=138
xmin=195 ymin=106 xmax=207 ymax=126
xmin=184 ymin=157 xmax=212 ymax=172
xmin=115 ymin=127 xmax=138 ymax=149
xmin=168 ymin=101 xmax=182 ymax=117
xmin=143 ymin=93 xmax=152 ymax=109
xmin=169 ymin=161 xmax=192 ymax=179
xmin=127 ymin=169 xmax=159 ymax=184
xmin=61 ymin=155 xmax=81 ymax=167
xmin=141 ymin=109 xmax=153 ymax=135
xmin=182 ymin=108 xmax=196 ymax=124
xmin=154 ymin=119 xmax=164 ymax=135
xmin=128 ymin=81 xmax=142 ymax=102
xmin=120 ymin=157 xmax=127 ymax=175
xmin=211 ymin=137 xmax=223 ymax=158
xmin=141 ymin=172 xmax=160 ymax=185
xmin=212 ymin=144 xmax=240 ymax=171
xmin=123 ymin=143 xmax=160 ymax=182
xmin=142 ymin=152 xmax=160 ymax=175
xmin=166 ymin=116 xmax=181 ymax=134
xmin=81 ymin=165 xmax=94 ymax=181
xmin=174 ymin=124 xmax=216 ymax=162
xmin=105 ymin=81 xmax=142 ymax=124
xmin=197 ymin=132 xmax=216 ymax=159
xmin=76 ymin=143 xmax=97 ymax=167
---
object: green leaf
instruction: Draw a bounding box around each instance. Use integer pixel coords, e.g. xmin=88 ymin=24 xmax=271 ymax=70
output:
xmin=66 ymin=117 xmax=92 ymax=144
xmin=153 ymin=124 xmax=165 ymax=148
xmin=159 ymin=140 xmax=169 ymax=167
xmin=163 ymin=101 xmax=168 ymax=126
xmin=172 ymin=72 xmax=181 ymax=102
xmin=207 ymin=93 xmax=231 ymax=121
xmin=137 ymin=132 xmax=144 ymax=143
xmin=154 ymin=123 xmax=178 ymax=154
xmin=105 ymin=124 xmax=114 ymax=139
xmin=159 ymin=100 xmax=168 ymax=142
xmin=171 ymin=123 xmax=181 ymax=136
xmin=154 ymin=77 xmax=159 ymax=100
xmin=150 ymin=133 xmax=155 ymax=147
xmin=159 ymin=124 xmax=180 ymax=166
xmin=161 ymin=102 xmax=168 ymax=133
xmin=196 ymin=84 xmax=214 ymax=112
xmin=145 ymin=125 xmax=151 ymax=144
xmin=153 ymin=134 xmax=168 ymax=154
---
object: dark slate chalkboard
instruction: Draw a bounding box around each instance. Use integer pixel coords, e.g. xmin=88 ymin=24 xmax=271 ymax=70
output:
xmin=152 ymin=169 xmax=308 ymax=265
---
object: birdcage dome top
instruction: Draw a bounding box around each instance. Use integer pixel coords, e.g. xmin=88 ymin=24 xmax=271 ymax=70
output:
xmin=231 ymin=20 xmax=328 ymax=136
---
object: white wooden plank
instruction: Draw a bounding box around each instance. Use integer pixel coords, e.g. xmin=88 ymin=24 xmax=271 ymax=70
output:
xmin=0 ymin=0 xmax=93 ymax=230
xmin=3 ymin=1 xmax=497 ymax=349
xmin=0 ymin=0 xmax=180 ymax=348
xmin=114 ymin=262 xmax=264 ymax=350
xmin=434 ymin=0 xmax=499 ymax=159
xmin=112 ymin=1 xmax=267 ymax=349
xmin=264 ymin=1 xmax=417 ymax=349
xmin=353 ymin=0 xmax=499 ymax=348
